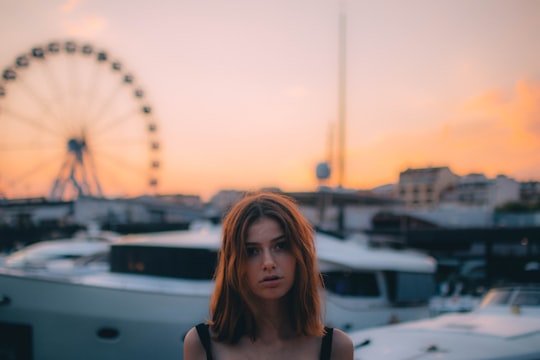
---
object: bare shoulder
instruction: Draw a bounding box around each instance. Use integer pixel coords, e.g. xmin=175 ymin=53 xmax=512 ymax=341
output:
xmin=183 ymin=326 xmax=206 ymax=360
xmin=331 ymin=328 xmax=354 ymax=359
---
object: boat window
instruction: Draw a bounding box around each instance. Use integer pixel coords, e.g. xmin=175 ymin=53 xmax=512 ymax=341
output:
xmin=110 ymin=245 xmax=217 ymax=280
xmin=56 ymin=254 xmax=81 ymax=260
xmin=321 ymin=271 xmax=380 ymax=297
xmin=480 ymin=289 xmax=512 ymax=306
xmin=512 ymin=291 xmax=540 ymax=306
xmin=384 ymin=271 xmax=436 ymax=305
xmin=74 ymin=251 xmax=109 ymax=266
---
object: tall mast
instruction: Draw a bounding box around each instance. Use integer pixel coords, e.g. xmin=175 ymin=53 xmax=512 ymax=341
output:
xmin=337 ymin=4 xmax=347 ymax=188
xmin=327 ymin=122 xmax=335 ymax=166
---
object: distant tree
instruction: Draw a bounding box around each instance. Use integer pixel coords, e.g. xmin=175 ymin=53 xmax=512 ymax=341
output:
xmin=494 ymin=200 xmax=540 ymax=213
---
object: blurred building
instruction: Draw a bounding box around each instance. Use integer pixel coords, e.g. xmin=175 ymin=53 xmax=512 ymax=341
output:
xmin=208 ymin=190 xmax=245 ymax=213
xmin=520 ymin=181 xmax=540 ymax=204
xmin=441 ymin=174 xmax=520 ymax=209
xmin=0 ymin=195 xmax=205 ymax=247
xmin=397 ymin=166 xmax=460 ymax=208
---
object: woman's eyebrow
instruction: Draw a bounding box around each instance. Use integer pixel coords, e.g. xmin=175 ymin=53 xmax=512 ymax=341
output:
xmin=272 ymin=234 xmax=286 ymax=242
xmin=245 ymin=234 xmax=286 ymax=245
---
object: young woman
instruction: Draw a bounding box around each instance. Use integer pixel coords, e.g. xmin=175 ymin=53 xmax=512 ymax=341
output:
xmin=184 ymin=191 xmax=353 ymax=359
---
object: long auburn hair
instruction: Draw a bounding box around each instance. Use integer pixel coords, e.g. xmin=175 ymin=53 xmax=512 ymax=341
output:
xmin=209 ymin=191 xmax=325 ymax=343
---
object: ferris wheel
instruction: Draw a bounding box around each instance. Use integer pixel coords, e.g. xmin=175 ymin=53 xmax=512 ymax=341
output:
xmin=0 ymin=40 xmax=161 ymax=200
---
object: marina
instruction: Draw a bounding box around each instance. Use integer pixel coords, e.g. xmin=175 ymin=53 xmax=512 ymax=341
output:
xmin=0 ymin=223 xmax=436 ymax=359
xmin=1 ymin=2 xmax=540 ymax=359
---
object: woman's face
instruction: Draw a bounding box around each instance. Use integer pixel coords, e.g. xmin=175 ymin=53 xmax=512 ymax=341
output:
xmin=244 ymin=217 xmax=296 ymax=301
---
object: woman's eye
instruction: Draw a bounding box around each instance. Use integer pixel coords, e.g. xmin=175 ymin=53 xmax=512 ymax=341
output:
xmin=246 ymin=247 xmax=259 ymax=256
xmin=275 ymin=242 xmax=287 ymax=251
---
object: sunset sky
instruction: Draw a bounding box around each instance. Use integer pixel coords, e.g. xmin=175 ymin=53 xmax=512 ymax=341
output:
xmin=1 ymin=0 xmax=540 ymax=201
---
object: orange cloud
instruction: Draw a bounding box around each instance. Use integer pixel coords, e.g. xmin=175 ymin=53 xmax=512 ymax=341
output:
xmin=346 ymin=80 xmax=540 ymax=188
xmin=64 ymin=16 xmax=107 ymax=37
xmin=462 ymin=80 xmax=540 ymax=146
xmin=59 ymin=0 xmax=81 ymax=13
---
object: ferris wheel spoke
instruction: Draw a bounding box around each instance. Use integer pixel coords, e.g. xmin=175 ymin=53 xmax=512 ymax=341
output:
xmin=89 ymin=164 xmax=129 ymax=196
xmin=80 ymin=62 xmax=108 ymax=129
xmin=67 ymin=55 xmax=79 ymax=128
xmin=13 ymin=77 xmax=67 ymax=131
xmin=92 ymin=108 xmax=140 ymax=136
xmin=94 ymin=149 xmax=149 ymax=176
xmin=67 ymin=54 xmax=93 ymax=136
xmin=88 ymin=81 xmax=126 ymax=128
xmin=90 ymin=152 xmax=153 ymax=197
xmin=85 ymin=151 xmax=104 ymax=196
xmin=37 ymin=57 xmax=73 ymax=132
xmin=6 ymin=152 xmax=60 ymax=188
xmin=0 ymin=140 xmax=61 ymax=152
xmin=1 ymin=106 xmax=65 ymax=138
xmin=40 ymin=50 xmax=99 ymax=136
xmin=90 ymin=136 xmax=152 ymax=151
xmin=39 ymin=57 xmax=66 ymax=112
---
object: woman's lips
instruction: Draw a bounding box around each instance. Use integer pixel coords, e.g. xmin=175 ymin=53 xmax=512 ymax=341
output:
xmin=261 ymin=275 xmax=282 ymax=287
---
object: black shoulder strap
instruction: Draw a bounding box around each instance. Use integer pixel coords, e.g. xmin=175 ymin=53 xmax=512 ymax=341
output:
xmin=320 ymin=326 xmax=334 ymax=360
xmin=195 ymin=323 xmax=213 ymax=360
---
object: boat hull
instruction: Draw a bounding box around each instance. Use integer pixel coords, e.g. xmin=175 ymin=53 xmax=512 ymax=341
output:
xmin=325 ymin=292 xmax=431 ymax=331
xmin=0 ymin=271 xmax=211 ymax=360
xmin=350 ymin=286 xmax=540 ymax=360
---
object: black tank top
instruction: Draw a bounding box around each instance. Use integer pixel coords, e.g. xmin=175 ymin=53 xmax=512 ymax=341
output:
xmin=195 ymin=323 xmax=334 ymax=360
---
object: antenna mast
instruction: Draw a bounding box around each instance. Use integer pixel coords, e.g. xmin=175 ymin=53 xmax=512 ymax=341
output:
xmin=337 ymin=3 xmax=347 ymax=188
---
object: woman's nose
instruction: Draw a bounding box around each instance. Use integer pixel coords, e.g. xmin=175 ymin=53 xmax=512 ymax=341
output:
xmin=262 ymin=249 xmax=276 ymax=270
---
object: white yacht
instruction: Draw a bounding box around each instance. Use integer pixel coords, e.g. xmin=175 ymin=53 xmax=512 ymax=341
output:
xmin=0 ymin=224 xmax=436 ymax=359
xmin=350 ymin=285 xmax=540 ymax=360
xmin=1 ymin=229 xmax=119 ymax=275
xmin=316 ymin=233 xmax=436 ymax=330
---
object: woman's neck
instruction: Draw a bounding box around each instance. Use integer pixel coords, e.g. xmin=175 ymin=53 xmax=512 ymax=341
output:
xmin=252 ymin=300 xmax=295 ymax=342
